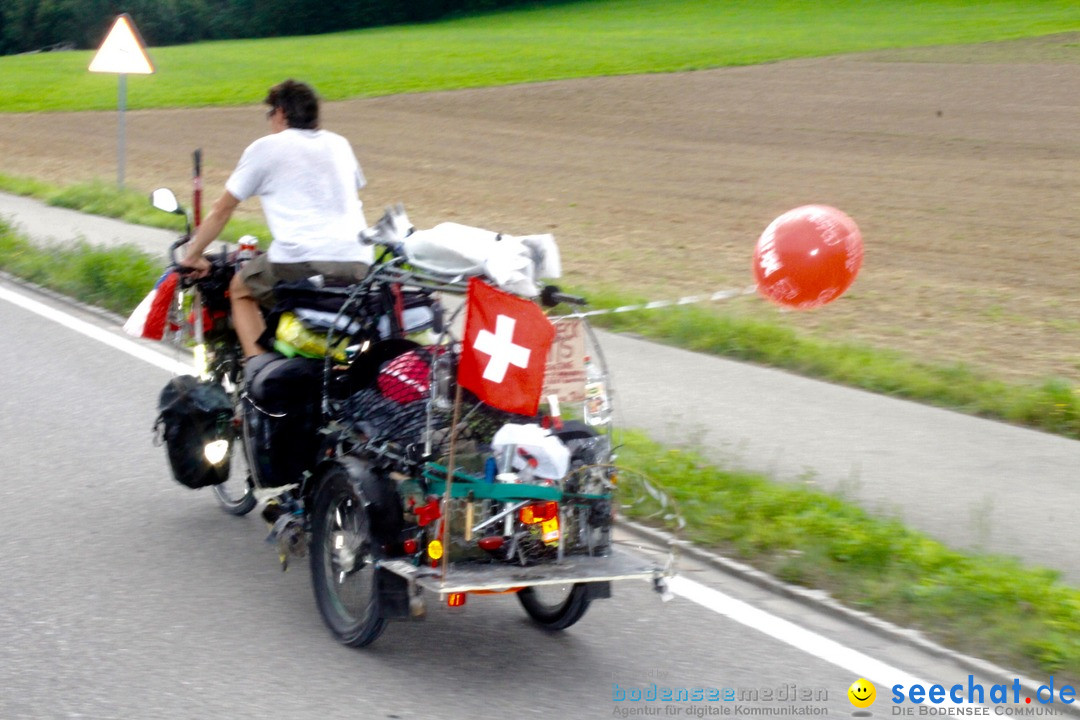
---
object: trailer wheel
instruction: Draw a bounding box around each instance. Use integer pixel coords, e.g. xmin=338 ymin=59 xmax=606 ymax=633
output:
xmin=518 ymin=583 xmax=591 ymax=631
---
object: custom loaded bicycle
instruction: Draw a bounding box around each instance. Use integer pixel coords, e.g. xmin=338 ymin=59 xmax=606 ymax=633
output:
xmin=138 ymin=157 xmax=676 ymax=648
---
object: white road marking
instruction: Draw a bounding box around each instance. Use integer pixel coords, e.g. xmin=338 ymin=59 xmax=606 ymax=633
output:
xmin=0 ymin=284 xmax=192 ymax=376
xmin=670 ymin=575 xmax=997 ymax=709
xmin=671 ymin=576 xmax=923 ymax=687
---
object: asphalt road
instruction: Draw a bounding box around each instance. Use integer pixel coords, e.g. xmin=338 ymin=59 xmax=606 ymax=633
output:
xmin=0 ymin=280 xmax=1029 ymax=720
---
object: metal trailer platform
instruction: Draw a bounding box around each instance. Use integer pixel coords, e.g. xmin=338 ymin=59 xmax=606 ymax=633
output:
xmin=379 ymin=547 xmax=670 ymax=596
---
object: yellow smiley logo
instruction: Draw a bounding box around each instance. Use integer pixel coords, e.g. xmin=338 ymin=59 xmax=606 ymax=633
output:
xmin=848 ymin=678 xmax=876 ymax=708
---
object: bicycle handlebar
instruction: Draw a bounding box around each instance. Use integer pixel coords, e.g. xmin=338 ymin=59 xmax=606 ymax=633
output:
xmin=168 ymin=234 xmax=190 ymax=261
xmin=541 ymin=285 xmax=587 ymax=308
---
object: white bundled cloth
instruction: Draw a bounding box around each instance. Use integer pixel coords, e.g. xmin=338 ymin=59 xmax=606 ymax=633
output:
xmin=491 ymin=423 xmax=571 ymax=482
xmin=400 ymin=222 xmax=561 ymax=297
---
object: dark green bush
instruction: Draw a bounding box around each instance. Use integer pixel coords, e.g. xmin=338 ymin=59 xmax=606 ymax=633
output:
xmin=0 ymin=0 xmax=557 ymax=55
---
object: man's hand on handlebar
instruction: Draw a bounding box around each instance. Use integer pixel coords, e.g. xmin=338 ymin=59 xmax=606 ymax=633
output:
xmin=178 ymin=252 xmax=212 ymax=279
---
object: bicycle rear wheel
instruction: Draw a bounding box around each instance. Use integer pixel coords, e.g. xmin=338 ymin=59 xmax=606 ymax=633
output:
xmin=309 ymin=464 xmax=388 ymax=648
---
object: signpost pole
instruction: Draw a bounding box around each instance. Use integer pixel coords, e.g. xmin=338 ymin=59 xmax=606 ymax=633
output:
xmin=117 ymin=74 xmax=127 ymax=189
xmin=88 ymin=13 xmax=155 ymax=191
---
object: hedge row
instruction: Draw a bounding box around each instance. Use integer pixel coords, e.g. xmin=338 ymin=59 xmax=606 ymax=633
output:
xmin=0 ymin=0 xmax=548 ymax=56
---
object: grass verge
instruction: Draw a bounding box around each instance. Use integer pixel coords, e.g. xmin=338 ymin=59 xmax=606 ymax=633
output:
xmin=618 ymin=431 xmax=1080 ymax=681
xmin=1 ymin=0 xmax=1079 ymax=112
xmin=0 ymin=228 xmax=161 ymax=314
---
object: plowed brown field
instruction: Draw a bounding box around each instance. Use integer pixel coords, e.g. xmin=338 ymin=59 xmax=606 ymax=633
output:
xmin=2 ymin=34 xmax=1079 ymax=383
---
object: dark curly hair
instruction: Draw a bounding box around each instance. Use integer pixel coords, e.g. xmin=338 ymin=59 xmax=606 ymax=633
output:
xmin=264 ymin=79 xmax=319 ymax=130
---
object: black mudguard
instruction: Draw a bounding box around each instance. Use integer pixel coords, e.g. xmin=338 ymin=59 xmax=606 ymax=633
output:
xmin=312 ymin=455 xmax=404 ymax=543
xmin=311 ymin=456 xmax=411 ymax=619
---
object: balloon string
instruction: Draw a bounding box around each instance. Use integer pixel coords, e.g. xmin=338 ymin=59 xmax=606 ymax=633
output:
xmin=551 ymin=285 xmax=758 ymax=319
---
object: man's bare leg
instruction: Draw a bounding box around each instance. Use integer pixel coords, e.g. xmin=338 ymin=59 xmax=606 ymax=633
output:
xmin=229 ymin=273 xmax=267 ymax=359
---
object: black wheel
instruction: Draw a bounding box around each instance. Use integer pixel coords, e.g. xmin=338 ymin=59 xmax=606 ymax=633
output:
xmin=309 ymin=465 xmax=387 ymax=647
xmin=210 ymin=369 xmax=255 ymax=516
xmin=518 ymin=583 xmax=592 ymax=630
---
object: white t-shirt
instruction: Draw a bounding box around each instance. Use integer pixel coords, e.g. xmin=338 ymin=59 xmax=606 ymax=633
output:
xmin=225 ymin=128 xmax=372 ymax=265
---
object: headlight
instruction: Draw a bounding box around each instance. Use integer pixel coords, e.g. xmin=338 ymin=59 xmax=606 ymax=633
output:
xmin=203 ymin=439 xmax=229 ymax=465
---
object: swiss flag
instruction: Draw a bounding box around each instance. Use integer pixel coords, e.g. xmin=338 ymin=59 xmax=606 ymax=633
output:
xmin=458 ymin=277 xmax=555 ymax=416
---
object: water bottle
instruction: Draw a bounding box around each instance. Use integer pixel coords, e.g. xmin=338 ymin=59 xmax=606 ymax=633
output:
xmin=495 ymin=444 xmax=518 ymax=484
xmin=236 ymin=235 xmax=258 ymax=268
xmin=583 ymin=355 xmax=611 ymax=426
xmin=431 ymin=352 xmax=454 ymax=411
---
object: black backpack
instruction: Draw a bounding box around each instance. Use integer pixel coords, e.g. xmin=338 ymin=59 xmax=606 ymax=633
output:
xmin=155 ymin=375 xmax=235 ymax=489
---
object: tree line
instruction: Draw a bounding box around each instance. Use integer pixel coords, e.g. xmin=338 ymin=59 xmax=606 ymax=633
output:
xmin=0 ymin=0 xmax=546 ymax=56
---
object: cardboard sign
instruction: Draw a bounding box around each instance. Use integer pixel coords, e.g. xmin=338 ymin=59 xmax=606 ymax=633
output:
xmin=543 ymin=316 xmax=586 ymax=403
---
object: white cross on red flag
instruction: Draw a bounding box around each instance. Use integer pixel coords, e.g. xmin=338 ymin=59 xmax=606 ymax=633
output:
xmin=458 ymin=277 xmax=555 ymax=416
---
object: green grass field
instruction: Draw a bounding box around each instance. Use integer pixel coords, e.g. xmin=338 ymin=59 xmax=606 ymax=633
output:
xmin=1 ymin=0 xmax=1079 ymax=112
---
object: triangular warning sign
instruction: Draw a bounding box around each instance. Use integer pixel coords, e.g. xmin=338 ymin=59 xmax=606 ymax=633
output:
xmin=89 ymin=14 xmax=155 ymax=75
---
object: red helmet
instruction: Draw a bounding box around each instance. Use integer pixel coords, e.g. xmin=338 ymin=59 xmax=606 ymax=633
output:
xmin=377 ymin=351 xmax=431 ymax=404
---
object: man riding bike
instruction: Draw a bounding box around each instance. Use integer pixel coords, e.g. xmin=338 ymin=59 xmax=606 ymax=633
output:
xmin=180 ymin=79 xmax=372 ymax=359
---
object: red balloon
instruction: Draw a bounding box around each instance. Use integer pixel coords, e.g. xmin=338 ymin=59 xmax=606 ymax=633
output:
xmin=752 ymin=205 xmax=863 ymax=310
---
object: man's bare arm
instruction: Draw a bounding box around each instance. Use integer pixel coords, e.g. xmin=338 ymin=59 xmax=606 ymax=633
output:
xmin=180 ymin=191 xmax=241 ymax=273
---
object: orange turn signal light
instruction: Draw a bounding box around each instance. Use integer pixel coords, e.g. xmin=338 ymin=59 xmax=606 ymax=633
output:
xmin=447 ymin=592 xmax=467 ymax=607
xmin=519 ymin=501 xmax=559 ymax=524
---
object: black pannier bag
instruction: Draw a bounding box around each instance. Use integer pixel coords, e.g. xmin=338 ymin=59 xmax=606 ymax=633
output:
xmin=156 ymin=375 xmax=235 ymax=489
xmin=243 ymin=353 xmax=324 ymax=489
